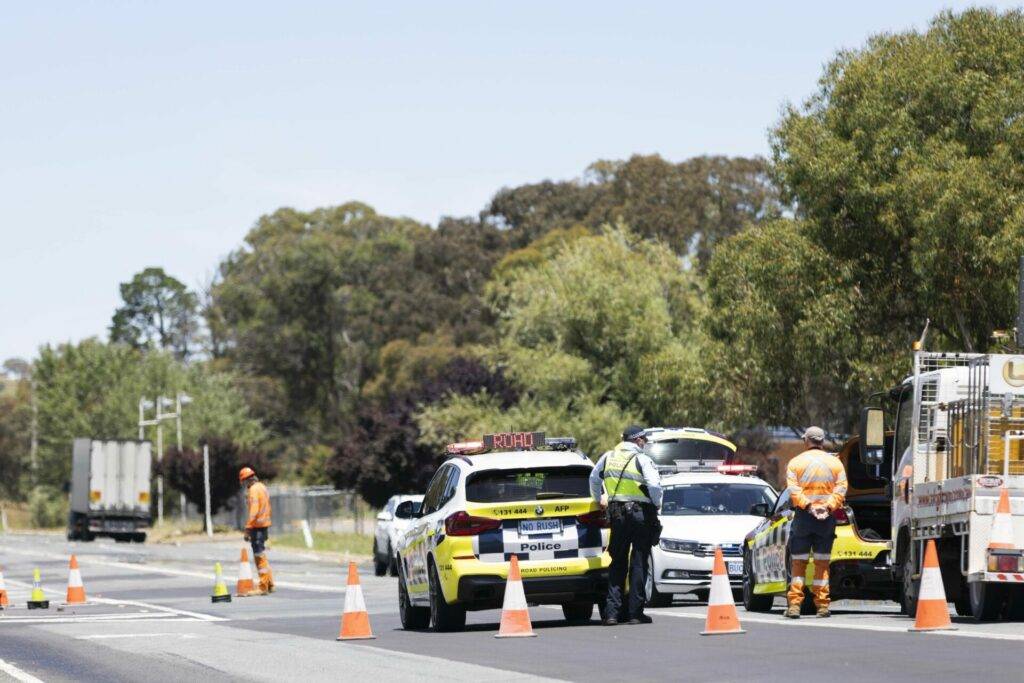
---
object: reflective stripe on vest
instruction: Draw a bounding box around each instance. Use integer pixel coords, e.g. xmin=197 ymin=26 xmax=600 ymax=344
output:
xmin=603 ymin=444 xmax=649 ymax=502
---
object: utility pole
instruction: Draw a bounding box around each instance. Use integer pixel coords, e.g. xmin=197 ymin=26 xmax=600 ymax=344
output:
xmin=138 ymin=398 xmax=159 ymax=523
xmin=203 ymin=443 xmax=213 ymax=538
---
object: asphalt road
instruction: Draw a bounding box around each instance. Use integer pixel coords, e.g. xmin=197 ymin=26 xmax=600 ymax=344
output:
xmin=1 ymin=532 xmax=1023 ymax=682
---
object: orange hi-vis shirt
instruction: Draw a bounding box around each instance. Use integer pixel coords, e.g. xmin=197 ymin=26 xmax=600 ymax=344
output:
xmin=246 ymin=481 xmax=272 ymax=529
xmin=787 ymin=449 xmax=848 ymax=511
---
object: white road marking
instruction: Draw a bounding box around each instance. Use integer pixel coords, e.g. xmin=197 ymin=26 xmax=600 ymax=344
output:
xmin=643 ymin=607 xmax=1024 ymax=641
xmin=0 ymin=544 xmax=347 ymax=593
xmin=0 ymin=657 xmax=45 ymax=683
xmin=75 ymin=632 xmax=199 ymax=640
xmin=0 ymin=613 xmax=177 ymax=625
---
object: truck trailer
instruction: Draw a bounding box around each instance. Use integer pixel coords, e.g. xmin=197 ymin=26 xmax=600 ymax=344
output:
xmin=67 ymin=439 xmax=152 ymax=542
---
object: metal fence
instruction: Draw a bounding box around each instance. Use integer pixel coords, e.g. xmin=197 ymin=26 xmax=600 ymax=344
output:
xmin=210 ymin=485 xmax=373 ymax=535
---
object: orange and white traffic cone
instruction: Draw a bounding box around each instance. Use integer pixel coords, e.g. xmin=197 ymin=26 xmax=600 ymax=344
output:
xmin=0 ymin=566 xmax=8 ymax=609
xmin=65 ymin=555 xmax=87 ymax=605
xmin=235 ymin=548 xmax=257 ymax=596
xmin=337 ymin=561 xmax=375 ymax=640
xmin=909 ymin=539 xmax=956 ymax=632
xmin=700 ymin=546 xmax=745 ymax=635
xmin=495 ymin=555 xmax=536 ymax=638
xmin=988 ymin=488 xmax=1017 ymax=550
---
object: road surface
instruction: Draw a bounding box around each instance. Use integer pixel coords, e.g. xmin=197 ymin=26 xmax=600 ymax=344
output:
xmin=1 ymin=532 xmax=1022 ymax=682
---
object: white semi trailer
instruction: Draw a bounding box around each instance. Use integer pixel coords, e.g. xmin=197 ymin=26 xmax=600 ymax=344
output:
xmin=67 ymin=439 xmax=152 ymax=542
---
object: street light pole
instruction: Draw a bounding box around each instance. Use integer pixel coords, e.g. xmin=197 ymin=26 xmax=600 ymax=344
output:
xmin=137 ymin=398 xmax=159 ymax=522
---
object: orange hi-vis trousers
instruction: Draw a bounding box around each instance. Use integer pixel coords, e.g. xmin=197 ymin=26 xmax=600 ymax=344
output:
xmin=788 ymin=555 xmax=830 ymax=608
xmin=255 ymin=553 xmax=274 ymax=593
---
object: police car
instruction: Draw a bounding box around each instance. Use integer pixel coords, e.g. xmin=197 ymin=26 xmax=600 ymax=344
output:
xmin=395 ymin=432 xmax=610 ymax=631
xmin=742 ymin=487 xmax=894 ymax=614
xmin=646 ymin=468 xmax=777 ymax=606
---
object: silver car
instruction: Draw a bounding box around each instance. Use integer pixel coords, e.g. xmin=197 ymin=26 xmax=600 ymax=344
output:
xmin=374 ymin=494 xmax=424 ymax=576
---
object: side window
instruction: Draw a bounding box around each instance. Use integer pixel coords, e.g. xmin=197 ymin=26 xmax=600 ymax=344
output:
xmin=422 ymin=465 xmax=451 ymax=515
xmin=773 ymin=489 xmax=792 ymax=515
xmin=894 ymin=386 xmax=914 ymax=468
xmin=438 ymin=467 xmax=461 ymax=510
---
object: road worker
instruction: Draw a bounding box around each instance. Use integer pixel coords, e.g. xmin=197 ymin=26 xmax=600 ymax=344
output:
xmin=590 ymin=425 xmax=662 ymax=626
xmin=240 ymin=467 xmax=275 ymax=594
xmin=785 ymin=426 xmax=847 ymax=618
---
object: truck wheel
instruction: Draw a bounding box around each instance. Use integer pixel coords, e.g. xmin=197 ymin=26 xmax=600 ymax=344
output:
xmin=900 ymin=547 xmax=918 ymax=617
xmin=742 ymin=549 xmax=774 ymax=613
xmin=969 ymin=581 xmax=1007 ymax=622
xmin=132 ymin=532 xmax=147 ymax=543
xmin=428 ymin=561 xmax=466 ymax=632
xmin=398 ymin=564 xmax=430 ymax=630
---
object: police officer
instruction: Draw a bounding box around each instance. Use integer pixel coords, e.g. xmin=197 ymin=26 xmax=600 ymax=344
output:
xmin=590 ymin=425 xmax=662 ymax=625
xmin=785 ymin=426 xmax=847 ymax=618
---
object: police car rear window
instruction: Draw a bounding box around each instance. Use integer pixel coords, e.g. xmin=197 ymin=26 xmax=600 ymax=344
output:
xmin=465 ymin=466 xmax=592 ymax=503
xmin=646 ymin=440 xmax=732 ymax=466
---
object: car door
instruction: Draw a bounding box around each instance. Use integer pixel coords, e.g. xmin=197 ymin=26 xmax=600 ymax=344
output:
xmin=750 ymin=489 xmax=793 ymax=591
xmin=406 ymin=465 xmax=452 ymax=599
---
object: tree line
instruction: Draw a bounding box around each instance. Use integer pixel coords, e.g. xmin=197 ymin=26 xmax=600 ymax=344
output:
xmin=3 ymin=8 xmax=1024 ymax=513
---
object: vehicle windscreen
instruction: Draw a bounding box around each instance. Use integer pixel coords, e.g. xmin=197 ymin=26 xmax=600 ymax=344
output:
xmin=645 ymin=439 xmax=733 ymax=467
xmin=465 ymin=466 xmax=592 ymax=503
xmin=661 ymin=483 xmax=775 ymax=516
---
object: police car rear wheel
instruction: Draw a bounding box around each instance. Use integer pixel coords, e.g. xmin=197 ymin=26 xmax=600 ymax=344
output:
xmin=399 ymin=567 xmax=430 ymax=630
xmin=428 ymin=562 xmax=466 ymax=632
xmin=562 ymin=600 xmax=594 ymax=623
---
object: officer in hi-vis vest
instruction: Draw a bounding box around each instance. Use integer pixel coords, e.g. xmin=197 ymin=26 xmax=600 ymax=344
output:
xmin=590 ymin=425 xmax=662 ymax=625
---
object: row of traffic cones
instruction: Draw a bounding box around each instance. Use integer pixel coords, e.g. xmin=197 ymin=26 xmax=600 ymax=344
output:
xmin=0 ymin=556 xmax=89 ymax=610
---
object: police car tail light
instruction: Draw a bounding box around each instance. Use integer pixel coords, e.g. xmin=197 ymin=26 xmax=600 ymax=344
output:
xmin=832 ymin=507 xmax=850 ymax=524
xmin=577 ymin=509 xmax=609 ymax=528
xmin=445 ymin=511 xmax=501 ymax=536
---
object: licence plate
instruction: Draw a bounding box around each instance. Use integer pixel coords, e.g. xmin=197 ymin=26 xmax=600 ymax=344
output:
xmin=727 ymin=560 xmax=743 ymax=576
xmin=519 ymin=519 xmax=561 ymax=535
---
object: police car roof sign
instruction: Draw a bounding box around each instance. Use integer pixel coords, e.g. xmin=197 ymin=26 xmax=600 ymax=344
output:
xmin=483 ymin=432 xmax=545 ymax=450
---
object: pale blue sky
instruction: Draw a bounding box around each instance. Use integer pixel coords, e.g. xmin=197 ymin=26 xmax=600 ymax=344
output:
xmin=2 ymin=2 xmax=1017 ymax=361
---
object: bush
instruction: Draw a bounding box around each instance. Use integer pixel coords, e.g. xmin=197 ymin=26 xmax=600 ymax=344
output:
xmin=28 ymin=485 xmax=67 ymax=528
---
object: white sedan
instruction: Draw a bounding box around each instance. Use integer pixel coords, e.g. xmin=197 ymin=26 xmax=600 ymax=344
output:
xmin=646 ymin=470 xmax=776 ymax=606
xmin=374 ymin=494 xmax=424 ymax=576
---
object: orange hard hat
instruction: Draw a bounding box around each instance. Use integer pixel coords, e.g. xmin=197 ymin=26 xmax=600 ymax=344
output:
xmin=238 ymin=466 xmax=256 ymax=483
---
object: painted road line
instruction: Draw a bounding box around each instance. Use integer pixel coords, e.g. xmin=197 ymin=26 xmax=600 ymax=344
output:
xmin=0 ymin=657 xmax=45 ymax=683
xmin=0 ymin=614 xmax=178 ymax=625
xmin=643 ymin=608 xmax=1024 ymax=641
xmin=0 ymin=544 xmax=347 ymax=593
xmin=75 ymin=632 xmax=200 ymax=640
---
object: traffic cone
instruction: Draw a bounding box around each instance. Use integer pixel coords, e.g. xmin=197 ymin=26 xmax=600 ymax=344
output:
xmin=211 ymin=562 xmax=232 ymax=603
xmin=700 ymin=546 xmax=745 ymax=635
xmin=909 ymin=539 xmax=956 ymax=632
xmin=337 ymin=561 xmax=375 ymax=640
xmin=988 ymin=488 xmax=1017 ymax=550
xmin=495 ymin=555 xmax=536 ymax=638
xmin=65 ymin=555 xmax=87 ymax=605
xmin=0 ymin=566 xmax=9 ymax=609
xmin=235 ymin=548 xmax=257 ymax=596
xmin=27 ymin=567 xmax=49 ymax=609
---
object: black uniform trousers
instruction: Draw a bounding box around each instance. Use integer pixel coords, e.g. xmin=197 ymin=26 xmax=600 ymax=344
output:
xmin=604 ymin=501 xmax=653 ymax=620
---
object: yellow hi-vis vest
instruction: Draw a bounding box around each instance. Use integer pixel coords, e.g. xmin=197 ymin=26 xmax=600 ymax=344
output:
xmin=603 ymin=443 xmax=649 ymax=503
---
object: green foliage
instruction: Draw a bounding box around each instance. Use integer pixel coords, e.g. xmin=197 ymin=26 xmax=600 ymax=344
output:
xmin=0 ymin=387 xmax=30 ymax=500
xmin=110 ymin=267 xmax=199 ymax=360
xmin=28 ymin=485 xmax=66 ymax=528
xmin=772 ymin=7 xmax=1024 ymax=355
xmin=31 ymin=339 xmax=264 ymax=490
xmin=418 ymin=227 xmax=700 ymax=458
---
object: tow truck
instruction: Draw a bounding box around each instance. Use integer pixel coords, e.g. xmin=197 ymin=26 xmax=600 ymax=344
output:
xmin=861 ymin=342 xmax=1024 ymax=620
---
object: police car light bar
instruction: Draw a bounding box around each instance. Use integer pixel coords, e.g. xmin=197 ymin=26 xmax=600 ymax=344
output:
xmin=445 ymin=441 xmax=487 ymax=455
xmin=717 ymin=464 xmax=758 ymax=475
xmin=544 ymin=437 xmax=577 ymax=451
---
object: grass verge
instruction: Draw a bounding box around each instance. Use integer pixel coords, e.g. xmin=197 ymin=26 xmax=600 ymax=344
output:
xmin=274 ymin=531 xmax=373 ymax=556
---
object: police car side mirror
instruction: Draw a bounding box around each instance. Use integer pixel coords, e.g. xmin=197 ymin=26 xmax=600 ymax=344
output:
xmin=749 ymin=503 xmax=770 ymax=517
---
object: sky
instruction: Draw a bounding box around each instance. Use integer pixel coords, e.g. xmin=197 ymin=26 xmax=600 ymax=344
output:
xmin=2 ymin=1 xmax=1019 ymax=362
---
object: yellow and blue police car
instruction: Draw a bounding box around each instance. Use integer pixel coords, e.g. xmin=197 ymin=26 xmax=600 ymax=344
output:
xmin=742 ymin=487 xmax=894 ymax=613
xmin=395 ymin=432 xmax=610 ymax=631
